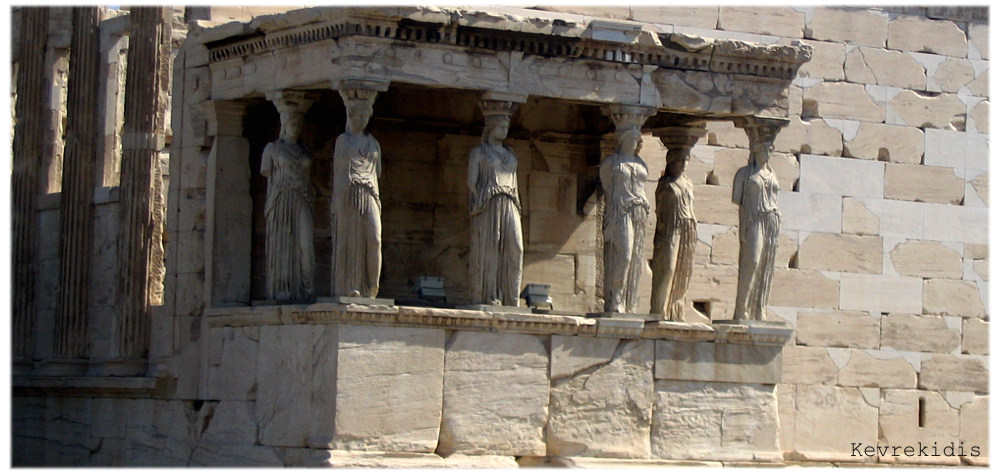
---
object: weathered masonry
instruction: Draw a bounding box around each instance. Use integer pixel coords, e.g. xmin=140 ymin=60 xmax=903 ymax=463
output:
xmin=12 ymin=5 xmax=989 ymax=468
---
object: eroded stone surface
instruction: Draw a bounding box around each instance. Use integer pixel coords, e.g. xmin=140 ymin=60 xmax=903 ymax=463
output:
xmin=881 ymin=314 xmax=961 ymax=354
xmin=890 ymin=241 xmax=963 ymax=279
xmin=969 ymin=100 xmax=989 ymax=134
xmin=547 ymin=339 xmax=654 ymax=458
xmin=838 ymin=350 xmax=916 ymax=388
xmin=332 ymin=325 xmax=445 ymax=452
xmin=718 ymin=7 xmax=804 ymax=38
xmin=842 ymin=198 xmax=880 ymax=235
xmin=878 ymin=390 xmax=960 ymax=465
xmin=803 ymin=82 xmax=884 ymax=122
xmin=922 ymin=279 xmax=986 ymax=318
xmin=655 ymin=340 xmax=782 ymax=385
xmin=796 ymin=310 xmax=880 ymax=349
xmin=888 ymin=16 xmax=968 ymax=58
xmin=934 ymin=58 xmax=976 ymax=93
xmin=962 ymin=318 xmax=988 ymax=355
xmin=439 ymin=331 xmax=549 ymax=456
xmin=781 ymin=345 xmax=838 ymax=385
xmin=959 ymin=397 xmax=989 ymax=464
xmin=918 ymin=354 xmax=988 ymax=392
xmin=845 ymin=47 xmax=925 ymax=89
xmin=792 ymin=385 xmax=878 ymax=462
xmin=807 ymin=8 xmax=888 ymax=48
xmin=843 ymin=122 xmax=924 ymax=163
xmin=797 ymin=233 xmax=882 ymax=274
xmin=884 ymin=163 xmax=964 ymax=205
xmin=256 ymin=325 xmax=316 ymax=448
xmin=887 ymin=90 xmax=966 ymax=130
xmin=770 ymin=268 xmax=839 ymax=309
xmin=652 ymin=381 xmax=779 ymax=462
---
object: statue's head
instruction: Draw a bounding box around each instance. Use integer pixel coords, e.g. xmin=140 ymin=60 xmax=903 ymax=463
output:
xmin=666 ymin=148 xmax=689 ymax=177
xmin=272 ymin=93 xmax=310 ymax=141
xmin=483 ymin=115 xmax=510 ymax=143
xmin=480 ymin=100 xmax=517 ymax=144
xmin=280 ymin=110 xmax=304 ymax=141
xmin=339 ymin=87 xmax=378 ymax=134
xmin=750 ymin=134 xmax=775 ymax=166
xmin=616 ymin=128 xmax=643 ymax=156
xmin=346 ymin=101 xmax=373 ymax=134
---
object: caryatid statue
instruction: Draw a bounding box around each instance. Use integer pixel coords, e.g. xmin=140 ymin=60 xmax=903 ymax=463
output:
xmin=600 ymin=105 xmax=656 ymax=314
xmin=468 ymin=98 xmax=523 ymax=306
xmin=732 ymin=117 xmax=788 ymax=320
xmin=262 ymin=91 xmax=314 ymax=301
xmin=649 ymin=123 xmax=706 ymax=320
xmin=331 ymin=82 xmax=386 ymax=298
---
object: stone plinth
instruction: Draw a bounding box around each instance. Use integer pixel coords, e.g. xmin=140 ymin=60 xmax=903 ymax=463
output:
xmin=196 ymin=303 xmax=793 ymax=464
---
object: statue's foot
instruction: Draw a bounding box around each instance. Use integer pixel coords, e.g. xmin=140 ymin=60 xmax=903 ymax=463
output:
xmin=349 ymin=290 xmax=361 ymax=297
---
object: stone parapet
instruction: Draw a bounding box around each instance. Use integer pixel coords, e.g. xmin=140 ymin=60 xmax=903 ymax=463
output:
xmin=205 ymin=303 xmax=793 ymax=347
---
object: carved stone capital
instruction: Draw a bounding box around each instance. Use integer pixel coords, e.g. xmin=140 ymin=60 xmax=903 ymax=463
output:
xmin=479 ymin=98 xmax=519 ymax=120
xmin=603 ymin=104 xmax=657 ymax=132
xmin=734 ymin=116 xmax=789 ymax=146
xmin=265 ymin=89 xmax=314 ymax=115
xmin=651 ymin=122 xmax=707 ymax=153
xmin=203 ymin=100 xmax=249 ymax=136
xmin=334 ymin=79 xmax=389 ymax=101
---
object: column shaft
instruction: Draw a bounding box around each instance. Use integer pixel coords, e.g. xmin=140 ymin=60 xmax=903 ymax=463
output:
xmin=116 ymin=7 xmax=171 ymax=360
xmin=12 ymin=7 xmax=51 ymax=360
xmin=54 ymin=7 xmax=105 ymax=359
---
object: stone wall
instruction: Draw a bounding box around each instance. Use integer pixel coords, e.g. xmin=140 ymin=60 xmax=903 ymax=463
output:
xmin=558 ymin=5 xmax=988 ymax=466
xmin=12 ymin=5 xmax=989 ymax=468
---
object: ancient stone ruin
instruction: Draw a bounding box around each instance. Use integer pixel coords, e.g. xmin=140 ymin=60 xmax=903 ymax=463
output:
xmin=12 ymin=5 xmax=989 ymax=467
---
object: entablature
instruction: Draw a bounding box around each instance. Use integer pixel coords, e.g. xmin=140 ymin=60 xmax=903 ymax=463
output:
xmin=194 ymin=6 xmax=811 ymax=118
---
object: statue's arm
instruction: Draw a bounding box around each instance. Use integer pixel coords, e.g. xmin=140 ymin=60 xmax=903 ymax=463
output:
xmin=260 ymin=143 xmax=274 ymax=177
xmin=732 ymin=167 xmax=746 ymax=205
xmin=467 ymin=146 xmax=482 ymax=196
xmin=374 ymin=137 xmax=383 ymax=178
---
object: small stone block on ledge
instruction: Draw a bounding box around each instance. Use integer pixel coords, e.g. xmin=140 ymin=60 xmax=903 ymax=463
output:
xmin=590 ymin=315 xmax=650 ymax=339
xmin=712 ymin=319 xmax=793 ymax=346
xmin=318 ymin=296 xmax=396 ymax=306
xmin=458 ymin=304 xmax=531 ymax=314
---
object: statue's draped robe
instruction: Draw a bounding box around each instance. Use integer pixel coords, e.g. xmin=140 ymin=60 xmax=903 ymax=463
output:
xmin=600 ymin=153 xmax=650 ymax=313
xmin=732 ymin=164 xmax=781 ymax=320
xmin=262 ymin=139 xmax=315 ymax=301
xmin=331 ymin=132 xmax=382 ymax=298
xmin=468 ymin=143 xmax=523 ymax=306
xmin=650 ymin=173 xmax=696 ymax=320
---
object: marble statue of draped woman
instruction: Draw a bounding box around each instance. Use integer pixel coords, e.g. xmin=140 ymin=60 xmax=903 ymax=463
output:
xmin=649 ymin=153 xmax=697 ymax=320
xmin=261 ymin=110 xmax=314 ymax=301
xmin=468 ymin=115 xmax=523 ymax=306
xmin=732 ymin=138 xmax=781 ymax=320
xmin=331 ymin=102 xmax=382 ymax=298
xmin=600 ymin=128 xmax=650 ymax=314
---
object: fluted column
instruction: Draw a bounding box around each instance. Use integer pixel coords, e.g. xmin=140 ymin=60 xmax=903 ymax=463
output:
xmin=115 ymin=7 xmax=171 ymax=365
xmin=53 ymin=7 xmax=106 ymax=364
xmin=12 ymin=7 xmax=51 ymax=362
